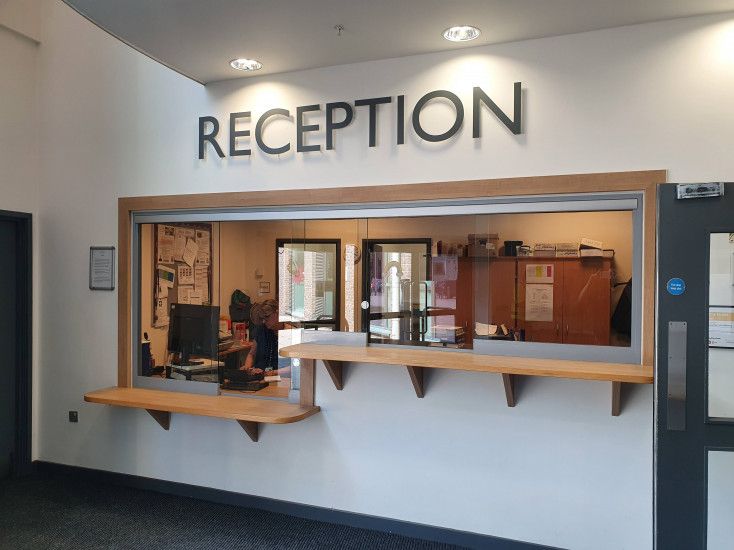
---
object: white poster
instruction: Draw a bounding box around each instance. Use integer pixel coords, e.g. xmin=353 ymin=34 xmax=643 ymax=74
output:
xmin=154 ymin=297 xmax=169 ymax=327
xmin=174 ymin=227 xmax=195 ymax=261
xmin=177 ymin=285 xmax=193 ymax=304
xmin=195 ymin=265 xmax=209 ymax=303
xmin=526 ymin=284 xmax=553 ymax=322
xmin=195 ymin=229 xmax=210 ymax=265
xmin=177 ymin=264 xmax=194 ymax=285
xmin=183 ymin=238 xmax=198 ymax=267
xmin=710 ymin=306 xmax=734 ymax=348
xmin=156 ymin=265 xmax=175 ymax=288
xmin=157 ymin=225 xmax=175 ymax=263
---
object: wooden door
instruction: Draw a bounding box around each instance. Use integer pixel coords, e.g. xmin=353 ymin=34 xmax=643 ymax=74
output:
xmin=562 ymin=258 xmax=611 ymax=345
xmin=517 ymin=259 xmax=563 ymax=343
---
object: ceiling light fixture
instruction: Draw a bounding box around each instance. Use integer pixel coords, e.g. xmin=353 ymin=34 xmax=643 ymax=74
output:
xmin=230 ymin=58 xmax=263 ymax=71
xmin=442 ymin=25 xmax=481 ymax=42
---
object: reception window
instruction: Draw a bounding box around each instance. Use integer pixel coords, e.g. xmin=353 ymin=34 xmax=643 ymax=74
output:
xmin=131 ymin=192 xmax=643 ymax=392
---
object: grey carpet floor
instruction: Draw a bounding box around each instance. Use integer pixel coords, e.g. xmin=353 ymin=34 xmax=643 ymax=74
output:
xmin=0 ymin=473 xmax=463 ymax=550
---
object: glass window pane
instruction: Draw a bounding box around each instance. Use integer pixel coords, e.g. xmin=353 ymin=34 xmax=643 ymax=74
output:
xmin=708 ymin=233 xmax=734 ymax=420
xmin=708 ymin=450 xmax=734 ymax=549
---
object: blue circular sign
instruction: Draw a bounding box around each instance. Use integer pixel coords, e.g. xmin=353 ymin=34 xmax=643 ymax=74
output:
xmin=667 ymin=278 xmax=686 ymax=296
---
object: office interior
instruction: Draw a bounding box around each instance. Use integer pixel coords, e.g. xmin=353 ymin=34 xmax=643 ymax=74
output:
xmin=3 ymin=2 xmax=734 ymax=549
xmin=139 ymin=210 xmax=634 ymax=394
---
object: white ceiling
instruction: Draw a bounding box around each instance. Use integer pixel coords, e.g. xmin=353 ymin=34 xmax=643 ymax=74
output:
xmin=64 ymin=0 xmax=734 ymax=84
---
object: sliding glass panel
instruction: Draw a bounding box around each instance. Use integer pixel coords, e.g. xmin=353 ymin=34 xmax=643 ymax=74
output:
xmin=137 ymin=221 xmax=221 ymax=386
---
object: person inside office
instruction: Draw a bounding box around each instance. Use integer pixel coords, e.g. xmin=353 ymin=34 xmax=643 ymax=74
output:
xmin=241 ymin=299 xmax=292 ymax=377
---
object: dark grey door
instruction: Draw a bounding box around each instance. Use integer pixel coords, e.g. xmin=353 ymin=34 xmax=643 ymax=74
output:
xmin=656 ymin=183 xmax=734 ymax=549
xmin=0 ymin=220 xmax=17 ymax=479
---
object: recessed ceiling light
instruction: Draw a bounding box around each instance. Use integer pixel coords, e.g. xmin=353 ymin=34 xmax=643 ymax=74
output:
xmin=230 ymin=58 xmax=263 ymax=71
xmin=442 ymin=25 xmax=481 ymax=42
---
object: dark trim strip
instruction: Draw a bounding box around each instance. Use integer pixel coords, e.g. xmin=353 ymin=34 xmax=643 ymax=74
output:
xmin=0 ymin=210 xmax=33 ymax=477
xmin=34 ymin=461 xmax=560 ymax=550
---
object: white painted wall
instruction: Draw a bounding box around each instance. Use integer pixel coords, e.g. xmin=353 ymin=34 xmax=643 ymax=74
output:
xmin=32 ymin=2 xmax=734 ymax=549
xmin=0 ymin=11 xmax=41 ymax=457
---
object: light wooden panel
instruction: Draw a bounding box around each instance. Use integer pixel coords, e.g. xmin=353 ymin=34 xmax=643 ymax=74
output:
xmin=117 ymin=170 xmax=664 ymax=392
xmin=280 ymin=343 xmax=653 ymax=384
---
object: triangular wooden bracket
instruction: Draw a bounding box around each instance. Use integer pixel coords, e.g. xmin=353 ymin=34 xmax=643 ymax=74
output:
xmin=238 ymin=420 xmax=259 ymax=442
xmin=502 ymin=374 xmax=517 ymax=407
xmin=146 ymin=409 xmax=170 ymax=430
xmin=406 ymin=366 xmax=425 ymax=398
xmin=322 ymin=360 xmax=345 ymax=390
xmin=612 ymin=382 xmax=623 ymax=416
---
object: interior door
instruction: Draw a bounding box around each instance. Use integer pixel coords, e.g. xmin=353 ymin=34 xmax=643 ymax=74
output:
xmin=656 ymin=182 xmax=734 ymax=549
xmin=277 ymin=239 xmax=341 ymax=331
xmin=0 ymin=220 xmax=17 ymax=479
xmin=363 ymin=240 xmax=430 ymax=345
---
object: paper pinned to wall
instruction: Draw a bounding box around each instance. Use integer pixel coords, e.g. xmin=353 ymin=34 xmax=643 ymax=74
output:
xmin=154 ymin=297 xmax=169 ymax=327
xmin=189 ymin=290 xmax=203 ymax=305
xmin=526 ymin=264 xmax=554 ymax=284
xmin=157 ymin=265 xmax=175 ymax=288
xmin=178 ymin=264 xmax=194 ymax=285
xmin=195 ymin=230 xmax=211 ymax=265
xmin=174 ymin=227 xmax=195 ymax=261
xmin=195 ymin=265 xmax=209 ymax=303
xmin=526 ymin=284 xmax=554 ymax=322
xmin=157 ymin=225 xmax=175 ymax=263
xmin=177 ymin=285 xmax=193 ymax=304
xmin=183 ymin=238 xmax=198 ymax=267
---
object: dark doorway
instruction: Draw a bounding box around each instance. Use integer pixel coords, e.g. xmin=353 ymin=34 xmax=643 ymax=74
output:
xmin=0 ymin=211 xmax=32 ymax=479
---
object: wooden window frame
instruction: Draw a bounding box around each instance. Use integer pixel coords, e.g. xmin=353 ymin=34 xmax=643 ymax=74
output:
xmin=118 ymin=170 xmax=665 ymax=406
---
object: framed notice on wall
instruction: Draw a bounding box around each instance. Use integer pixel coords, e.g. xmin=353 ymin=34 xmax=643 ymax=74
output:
xmin=152 ymin=222 xmax=213 ymax=327
xmin=89 ymin=246 xmax=115 ymax=290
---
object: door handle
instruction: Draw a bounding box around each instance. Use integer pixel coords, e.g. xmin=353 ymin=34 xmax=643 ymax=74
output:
xmin=667 ymin=321 xmax=687 ymax=431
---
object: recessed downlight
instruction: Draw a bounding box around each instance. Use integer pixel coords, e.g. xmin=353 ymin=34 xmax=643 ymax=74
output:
xmin=230 ymin=58 xmax=263 ymax=71
xmin=442 ymin=25 xmax=481 ymax=42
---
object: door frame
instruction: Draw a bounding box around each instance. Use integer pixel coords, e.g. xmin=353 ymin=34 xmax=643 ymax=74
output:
xmin=0 ymin=210 xmax=32 ymax=477
xmin=361 ymin=238 xmax=432 ymax=341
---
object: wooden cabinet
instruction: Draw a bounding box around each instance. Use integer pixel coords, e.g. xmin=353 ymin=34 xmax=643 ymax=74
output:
xmin=517 ymin=258 xmax=611 ymax=345
xmin=454 ymin=257 xmax=612 ymax=347
xmin=562 ymin=259 xmax=611 ymax=345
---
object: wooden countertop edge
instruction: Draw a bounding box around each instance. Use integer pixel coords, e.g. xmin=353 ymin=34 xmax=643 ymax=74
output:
xmin=84 ymin=388 xmax=320 ymax=424
xmin=280 ymin=344 xmax=654 ymax=384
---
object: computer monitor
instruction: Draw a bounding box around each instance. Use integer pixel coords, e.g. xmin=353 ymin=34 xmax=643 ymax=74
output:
xmin=167 ymin=303 xmax=219 ymax=366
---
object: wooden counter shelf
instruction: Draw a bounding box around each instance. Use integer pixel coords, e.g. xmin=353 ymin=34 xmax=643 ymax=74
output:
xmin=84 ymin=387 xmax=320 ymax=442
xmin=280 ymin=343 xmax=653 ymax=416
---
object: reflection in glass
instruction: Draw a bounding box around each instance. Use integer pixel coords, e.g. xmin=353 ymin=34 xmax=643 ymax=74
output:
xmin=708 ymin=233 xmax=734 ymax=420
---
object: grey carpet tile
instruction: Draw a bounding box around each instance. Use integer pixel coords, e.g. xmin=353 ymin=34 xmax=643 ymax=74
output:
xmin=0 ymin=474 xmax=464 ymax=550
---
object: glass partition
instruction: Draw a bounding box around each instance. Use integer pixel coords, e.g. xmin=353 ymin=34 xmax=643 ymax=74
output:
xmin=132 ymin=194 xmax=643 ymax=389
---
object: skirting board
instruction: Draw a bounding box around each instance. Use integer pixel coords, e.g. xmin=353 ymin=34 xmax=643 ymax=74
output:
xmin=33 ymin=461 xmax=560 ymax=550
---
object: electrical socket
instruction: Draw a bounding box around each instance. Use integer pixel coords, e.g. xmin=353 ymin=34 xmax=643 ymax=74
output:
xmin=68 ymin=411 xmax=78 ymax=423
